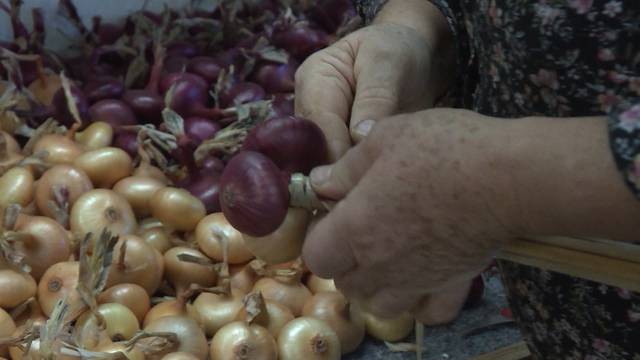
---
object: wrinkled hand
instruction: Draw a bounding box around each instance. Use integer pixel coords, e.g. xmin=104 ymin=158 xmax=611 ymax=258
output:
xmin=295 ymin=23 xmax=436 ymax=161
xmin=303 ymin=109 xmax=524 ymax=324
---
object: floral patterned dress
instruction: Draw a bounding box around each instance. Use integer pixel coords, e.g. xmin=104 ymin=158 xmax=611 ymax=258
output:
xmin=354 ymin=1 xmax=640 ymax=359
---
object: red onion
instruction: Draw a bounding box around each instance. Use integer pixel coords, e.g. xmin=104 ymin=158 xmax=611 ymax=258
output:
xmin=160 ymin=72 xmax=209 ymax=95
xmin=177 ymin=170 xmax=222 ymax=213
xmin=251 ymin=59 xmax=298 ymax=94
xmin=184 ymin=117 xmax=221 ymax=146
xmin=84 ymin=76 xmax=125 ymax=103
xmin=167 ymin=42 xmax=200 ymax=58
xmin=219 ymin=151 xmax=289 ymax=236
xmin=187 ymin=56 xmax=222 ymax=83
xmin=272 ymin=24 xmax=329 ymax=61
xmin=112 ymin=129 xmax=138 ymax=158
xmin=122 ymin=90 xmax=164 ymax=125
xmin=270 ymin=94 xmax=294 ymax=118
xmin=51 ymin=84 xmax=89 ymax=127
xmin=219 ymin=82 xmax=266 ymax=109
xmin=164 ymin=55 xmax=190 ymax=73
xmin=242 ymin=116 xmax=328 ymax=174
xmin=88 ymin=99 xmax=137 ymax=128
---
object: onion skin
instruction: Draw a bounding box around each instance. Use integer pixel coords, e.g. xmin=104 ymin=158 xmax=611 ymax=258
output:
xmin=70 ymin=189 xmax=137 ymax=239
xmin=76 ymin=303 xmax=140 ymax=342
xmin=252 ymin=277 xmax=311 ymax=317
xmin=96 ymin=342 xmax=146 ymax=360
xmin=209 ymin=321 xmax=277 ymax=360
xmin=143 ymin=315 xmax=209 ymax=360
xmin=163 ymin=247 xmax=217 ymax=295
xmin=12 ymin=215 xmax=73 ymax=280
xmin=143 ymin=299 xmax=188 ymax=328
xmin=151 ymin=187 xmax=206 ymax=232
xmin=98 ymin=283 xmax=151 ymax=323
xmin=242 ymin=208 xmax=309 ymax=265
xmin=28 ymin=73 xmax=62 ymax=106
xmin=176 ymin=171 xmax=221 ymax=214
xmin=137 ymin=221 xmax=174 ymax=253
xmin=107 ymin=235 xmax=164 ymax=295
xmin=161 ymin=352 xmax=200 ymax=360
xmin=0 ymin=166 xmax=35 ymax=219
xmin=187 ymin=56 xmax=222 ymax=83
xmin=74 ymin=121 xmax=114 ymax=149
xmin=306 ymin=275 xmax=337 ymax=294
xmin=84 ymin=76 xmax=125 ymax=103
xmin=114 ymin=176 xmax=166 ymax=218
xmin=0 ymin=269 xmax=36 ymax=309
xmin=33 ymin=134 xmax=85 ymax=165
xmin=123 ymin=90 xmax=164 ymax=125
xmin=73 ymin=147 xmax=133 ymax=188
xmin=362 ymin=311 xmax=414 ymax=342
xmin=218 ymin=82 xmax=266 ymax=109
xmin=242 ymin=116 xmax=328 ymax=174
xmin=251 ymin=60 xmax=297 ymax=94
xmin=37 ymin=261 xmax=85 ymax=321
xmin=188 ymin=292 xmax=243 ymax=337
xmin=88 ymin=99 xmax=138 ymax=128
xmin=52 ymin=84 xmax=90 ymax=127
xmin=35 ymin=165 xmax=93 ymax=220
xmin=277 ymin=317 xmax=341 ymax=360
xmin=219 ymin=151 xmax=289 ymax=237
xmin=229 ymin=264 xmax=260 ymax=297
xmin=0 ymin=307 xmax=16 ymax=356
xmin=302 ymin=291 xmax=365 ymax=354
xmin=196 ymin=213 xmax=253 ymax=264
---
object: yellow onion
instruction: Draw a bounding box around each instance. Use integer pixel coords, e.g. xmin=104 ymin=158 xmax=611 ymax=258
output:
xmin=196 ymin=213 xmax=253 ymax=264
xmin=73 ymin=147 xmax=133 ymax=188
xmin=209 ymin=321 xmax=277 ymax=360
xmin=74 ymin=121 xmax=113 ymax=149
xmin=0 ymin=269 xmax=36 ymax=308
xmin=362 ymin=311 xmax=414 ymax=342
xmin=242 ymin=208 xmax=309 ymax=264
xmin=277 ymin=317 xmax=341 ymax=360
xmin=150 ymin=188 xmax=206 ymax=232
xmin=70 ymin=189 xmax=137 ymax=239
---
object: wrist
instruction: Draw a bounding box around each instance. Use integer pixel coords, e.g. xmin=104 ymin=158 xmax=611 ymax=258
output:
xmin=503 ymin=116 xmax=640 ymax=242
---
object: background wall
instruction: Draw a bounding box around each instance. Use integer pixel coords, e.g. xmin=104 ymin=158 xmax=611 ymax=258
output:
xmin=0 ymin=0 xmax=206 ymax=51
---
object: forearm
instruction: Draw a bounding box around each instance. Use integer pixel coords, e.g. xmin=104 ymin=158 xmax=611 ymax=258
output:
xmin=373 ymin=0 xmax=456 ymax=101
xmin=507 ymin=116 xmax=640 ymax=242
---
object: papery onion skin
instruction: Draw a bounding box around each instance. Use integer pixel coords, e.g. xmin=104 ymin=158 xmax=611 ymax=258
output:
xmin=196 ymin=213 xmax=254 ymax=264
xmin=252 ymin=277 xmax=312 ymax=317
xmin=0 ymin=269 xmax=36 ymax=309
xmin=229 ymin=264 xmax=260 ymax=297
xmin=219 ymin=151 xmax=289 ymax=237
xmin=74 ymin=121 xmax=114 ymax=149
xmin=306 ymin=275 xmax=337 ymax=294
xmin=277 ymin=317 xmax=341 ymax=360
xmin=151 ymin=187 xmax=206 ymax=232
xmin=143 ymin=315 xmax=209 ymax=360
xmin=0 ymin=167 xmax=35 ymax=219
xmin=52 ymin=84 xmax=90 ymax=127
xmin=75 ymin=303 xmax=140 ymax=344
xmin=95 ymin=342 xmax=146 ymax=360
xmin=242 ymin=208 xmax=309 ymax=265
xmin=114 ymin=176 xmax=166 ymax=218
xmin=0 ymin=307 xmax=16 ymax=356
xmin=98 ymin=283 xmax=151 ymax=323
xmin=188 ymin=292 xmax=243 ymax=337
xmin=161 ymin=352 xmax=201 ymax=360
xmin=362 ymin=311 xmax=414 ymax=342
xmin=106 ymin=235 xmax=164 ymax=295
xmin=12 ymin=215 xmax=73 ymax=280
xmin=73 ymin=147 xmax=133 ymax=188
xmin=70 ymin=189 xmax=137 ymax=239
xmin=28 ymin=73 xmax=62 ymax=106
xmin=164 ymin=247 xmax=217 ymax=295
xmin=143 ymin=299 xmax=188 ymax=328
xmin=33 ymin=134 xmax=85 ymax=165
xmin=37 ymin=261 xmax=85 ymax=321
xmin=35 ymin=165 xmax=93 ymax=220
xmin=137 ymin=220 xmax=174 ymax=253
xmin=209 ymin=321 xmax=277 ymax=360
xmin=242 ymin=116 xmax=328 ymax=174
xmin=302 ymin=291 xmax=365 ymax=354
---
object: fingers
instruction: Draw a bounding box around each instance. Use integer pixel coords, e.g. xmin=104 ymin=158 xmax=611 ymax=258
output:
xmin=349 ymin=46 xmax=404 ymax=140
xmin=295 ymin=40 xmax=357 ymax=162
xmin=302 ymin=200 xmax=359 ymax=279
xmin=413 ymin=281 xmax=471 ymax=325
xmin=310 ymin=135 xmax=379 ymax=200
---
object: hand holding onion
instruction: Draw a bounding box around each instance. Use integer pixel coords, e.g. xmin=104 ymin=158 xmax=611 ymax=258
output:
xmin=302 ymin=109 xmax=517 ymax=324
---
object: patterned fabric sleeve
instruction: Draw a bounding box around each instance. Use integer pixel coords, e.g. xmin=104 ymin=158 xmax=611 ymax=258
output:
xmin=608 ymin=100 xmax=640 ymax=197
xmin=352 ymin=0 xmax=472 ymax=106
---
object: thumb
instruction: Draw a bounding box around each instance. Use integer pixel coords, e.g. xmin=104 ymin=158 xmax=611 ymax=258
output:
xmin=310 ymin=125 xmax=379 ymax=200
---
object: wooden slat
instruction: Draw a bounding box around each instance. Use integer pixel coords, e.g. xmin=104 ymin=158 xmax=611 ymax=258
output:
xmin=527 ymin=236 xmax=640 ymax=265
xmin=498 ymin=238 xmax=640 ymax=292
xmin=471 ymin=341 xmax=531 ymax=360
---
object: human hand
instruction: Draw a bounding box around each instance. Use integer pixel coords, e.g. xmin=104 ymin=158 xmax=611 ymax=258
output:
xmin=295 ymin=22 xmax=440 ymax=161
xmin=302 ymin=109 xmax=524 ymax=324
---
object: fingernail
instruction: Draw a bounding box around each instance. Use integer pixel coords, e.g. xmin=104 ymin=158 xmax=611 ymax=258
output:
xmin=310 ymin=165 xmax=332 ymax=186
xmin=353 ymin=119 xmax=375 ymax=138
